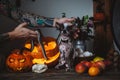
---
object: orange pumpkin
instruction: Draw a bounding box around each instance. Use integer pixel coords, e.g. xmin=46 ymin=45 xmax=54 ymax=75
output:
xmin=25 ymin=37 xmax=60 ymax=67
xmin=94 ymin=12 xmax=105 ymax=21
xmin=6 ymin=49 xmax=33 ymax=72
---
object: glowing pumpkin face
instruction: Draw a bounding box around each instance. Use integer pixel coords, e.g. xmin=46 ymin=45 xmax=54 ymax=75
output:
xmin=25 ymin=37 xmax=60 ymax=66
xmin=6 ymin=49 xmax=33 ymax=72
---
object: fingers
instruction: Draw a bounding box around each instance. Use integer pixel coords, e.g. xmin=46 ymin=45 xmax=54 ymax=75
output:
xmin=22 ymin=28 xmax=37 ymax=36
xmin=65 ymin=18 xmax=75 ymax=23
xmin=17 ymin=22 xmax=28 ymax=29
xmin=28 ymin=30 xmax=38 ymax=35
xmin=17 ymin=22 xmax=37 ymax=35
xmin=16 ymin=26 xmax=37 ymax=39
xmin=20 ymin=31 xmax=37 ymax=39
xmin=67 ymin=18 xmax=75 ymax=21
xmin=29 ymin=34 xmax=38 ymax=38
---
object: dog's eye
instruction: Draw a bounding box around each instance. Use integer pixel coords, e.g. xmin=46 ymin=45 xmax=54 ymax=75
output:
xmin=67 ymin=26 xmax=72 ymax=31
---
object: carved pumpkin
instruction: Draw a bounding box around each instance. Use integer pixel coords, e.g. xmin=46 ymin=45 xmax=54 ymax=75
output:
xmin=25 ymin=37 xmax=60 ymax=66
xmin=6 ymin=49 xmax=33 ymax=72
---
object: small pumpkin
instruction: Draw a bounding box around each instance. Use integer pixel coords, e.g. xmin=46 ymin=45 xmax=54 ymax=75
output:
xmin=25 ymin=36 xmax=60 ymax=67
xmin=94 ymin=12 xmax=105 ymax=21
xmin=6 ymin=49 xmax=33 ymax=72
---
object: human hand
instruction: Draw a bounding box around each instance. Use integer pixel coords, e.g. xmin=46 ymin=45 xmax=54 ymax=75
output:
xmin=53 ymin=17 xmax=75 ymax=27
xmin=8 ymin=22 xmax=37 ymax=39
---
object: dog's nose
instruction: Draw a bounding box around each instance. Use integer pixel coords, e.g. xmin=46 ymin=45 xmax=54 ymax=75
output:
xmin=63 ymin=30 xmax=67 ymax=34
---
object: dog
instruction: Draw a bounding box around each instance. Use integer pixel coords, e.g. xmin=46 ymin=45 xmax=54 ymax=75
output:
xmin=55 ymin=17 xmax=83 ymax=71
xmin=55 ymin=23 xmax=74 ymax=71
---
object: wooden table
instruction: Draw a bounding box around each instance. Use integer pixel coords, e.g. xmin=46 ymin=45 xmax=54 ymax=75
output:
xmin=0 ymin=68 xmax=120 ymax=80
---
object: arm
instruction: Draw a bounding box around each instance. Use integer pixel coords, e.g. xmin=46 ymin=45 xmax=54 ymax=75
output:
xmin=0 ymin=33 xmax=10 ymax=43
xmin=0 ymin=23 xmax=37 ymax=43
xmin=11 ymin=9 xmax=75 ymax=27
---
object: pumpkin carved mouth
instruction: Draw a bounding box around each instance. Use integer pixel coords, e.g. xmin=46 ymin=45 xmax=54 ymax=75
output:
xmin=17 ymin=67 xmax=22 ymax=71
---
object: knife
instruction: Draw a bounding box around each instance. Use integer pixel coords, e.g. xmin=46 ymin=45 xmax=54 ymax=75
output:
xmin=36 ymin=30 xmax=48 ymax=60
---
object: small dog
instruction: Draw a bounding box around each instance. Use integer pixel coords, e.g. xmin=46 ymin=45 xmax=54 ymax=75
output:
xmin=55 ymin=23 xmax=74 ymax=71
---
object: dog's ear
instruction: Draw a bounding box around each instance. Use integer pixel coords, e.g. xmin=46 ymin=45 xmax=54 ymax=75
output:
xmin=56 ymin=22 xmax=64 ymax=31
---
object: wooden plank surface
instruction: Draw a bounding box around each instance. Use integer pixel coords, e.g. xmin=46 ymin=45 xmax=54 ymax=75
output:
xmin=0 ymin=69 xmax=120 ymax=80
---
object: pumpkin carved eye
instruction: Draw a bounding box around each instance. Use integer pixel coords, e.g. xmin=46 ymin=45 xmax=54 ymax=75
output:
xmin=9 ymin=58 xmax=15 ymax=63
xmin=19 ymin=59 xmax=26 ymax=63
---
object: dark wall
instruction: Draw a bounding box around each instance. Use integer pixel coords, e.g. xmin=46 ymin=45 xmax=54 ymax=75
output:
xmin=0 ymin=15 xmax=18 ymax=33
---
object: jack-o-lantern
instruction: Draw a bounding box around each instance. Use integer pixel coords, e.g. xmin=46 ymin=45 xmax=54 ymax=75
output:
xmin=25 ymin=37 xmax=60 ymax=67
xmin=6 ymin=49 xmax=33 ymax=72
